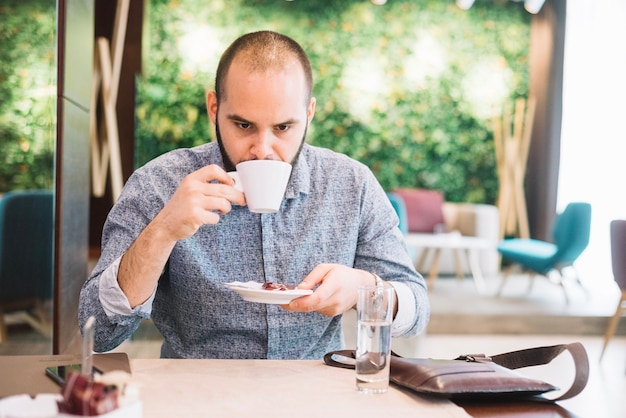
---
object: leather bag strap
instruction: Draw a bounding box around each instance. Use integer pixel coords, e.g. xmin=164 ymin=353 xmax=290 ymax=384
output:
xmin=323 ymin=342 xmax=589 ymax=401
xmin=323 ymin=349 xmax=357 ymax=369
xmin=487 ymin=342 xmax=589 ymax=401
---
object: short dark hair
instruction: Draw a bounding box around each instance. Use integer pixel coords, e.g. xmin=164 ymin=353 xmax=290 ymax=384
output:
xmin=214 ymin=31 xmax=313 ymax=105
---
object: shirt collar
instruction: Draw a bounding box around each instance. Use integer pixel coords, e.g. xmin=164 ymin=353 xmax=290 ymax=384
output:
xmin=284 ymin=144 xmax=311 ymax=199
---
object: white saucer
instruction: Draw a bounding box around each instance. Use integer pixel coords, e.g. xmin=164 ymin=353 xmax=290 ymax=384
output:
xmin=225 ymin=281 xmax=312 ymax=304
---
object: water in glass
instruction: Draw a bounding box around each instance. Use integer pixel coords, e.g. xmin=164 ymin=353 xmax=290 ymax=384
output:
xmin=356 ymin=319 xmax=392 ymax=393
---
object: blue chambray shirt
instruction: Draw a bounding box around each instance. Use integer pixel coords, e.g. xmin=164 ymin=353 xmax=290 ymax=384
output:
xmin=79 ymin=142 xmax=429 ymax=359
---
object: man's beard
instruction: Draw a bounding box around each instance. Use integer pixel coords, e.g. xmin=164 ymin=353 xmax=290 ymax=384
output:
xmin=215 ymin=121 xmax=237 ymax=172
xmin=215 ymin=117 xmax=308 ymax=172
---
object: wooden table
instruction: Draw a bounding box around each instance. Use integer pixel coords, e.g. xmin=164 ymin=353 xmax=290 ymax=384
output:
xmin=130 ymin=359 xmax=469 ymax=417
xmin=404 ymin=232 xmax=491 ymax=293
xmin=0 ymin=354 xmax=585 ymax=417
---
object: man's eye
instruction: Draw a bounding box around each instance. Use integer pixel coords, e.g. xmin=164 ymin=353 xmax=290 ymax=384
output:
xmin=237 ymin=122 xmax=251 ymax=129
xmin=276 ymin=124 xmax=289 ymax=131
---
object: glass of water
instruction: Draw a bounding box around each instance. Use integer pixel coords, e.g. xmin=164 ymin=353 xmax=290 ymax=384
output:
xmin=355 ymin=285 xmax=394 ymax=393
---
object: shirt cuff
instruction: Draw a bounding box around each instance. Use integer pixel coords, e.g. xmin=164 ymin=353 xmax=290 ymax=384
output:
xmin=98 ymin=256 xmax=155 ymax=317
xmin=388 ymin=281 xmax=416 ymax=337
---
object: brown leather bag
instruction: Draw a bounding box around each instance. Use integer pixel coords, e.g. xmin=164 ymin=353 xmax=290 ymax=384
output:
xmin=324 ymin=342 xmax=589 ymax=401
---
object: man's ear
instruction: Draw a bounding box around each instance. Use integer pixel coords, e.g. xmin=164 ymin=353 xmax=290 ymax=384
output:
xmin=206 ymin=90 xmax=218 ymax=124
xmin=307 ymin=97 xmax=316 ymax=125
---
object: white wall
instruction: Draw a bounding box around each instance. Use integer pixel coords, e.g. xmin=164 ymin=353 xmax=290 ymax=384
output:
xmin=559 ymin=0 xmax=626 ymax=283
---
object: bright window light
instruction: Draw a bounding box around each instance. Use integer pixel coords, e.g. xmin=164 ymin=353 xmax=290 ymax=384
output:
xmin=456 ymin=0 xmax=475 ymax=10
xmin=524 ymin=0 xmax=546 ymax=14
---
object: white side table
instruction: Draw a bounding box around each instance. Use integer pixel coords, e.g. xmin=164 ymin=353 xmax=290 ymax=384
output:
xmin=404 ymin=232 xmax=491 ymax=293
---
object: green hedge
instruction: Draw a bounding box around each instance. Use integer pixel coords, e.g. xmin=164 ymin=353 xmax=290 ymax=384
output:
xmin=0 ymin=0 xmax=56 ymax=193
xmin=137 ymin=0 xmax=529 ymax=204
xmin=1 ymin=0 xmax=530 ymax=202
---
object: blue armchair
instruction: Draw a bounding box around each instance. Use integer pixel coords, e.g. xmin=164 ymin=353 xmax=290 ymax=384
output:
xmin=496 ymin=202 xmax=591 ymax=303
xmin=386 ymin=192 xmax=408 ymax=235
xmin=0 ymin=190 xmax=54 ymax=341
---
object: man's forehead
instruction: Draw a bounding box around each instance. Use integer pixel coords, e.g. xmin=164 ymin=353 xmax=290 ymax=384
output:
xmin=225 ymin=55 xmax=303 ymax=82
xmin=221 ymin=66 xmax=308 ymax=109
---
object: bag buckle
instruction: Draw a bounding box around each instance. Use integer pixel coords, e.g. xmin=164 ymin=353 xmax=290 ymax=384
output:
xmin=455 ymin=354 xmax=492 ymax=363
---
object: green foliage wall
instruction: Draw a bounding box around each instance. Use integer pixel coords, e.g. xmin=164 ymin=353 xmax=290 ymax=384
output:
xmin=137 ymin=0 xmax=530 ymax=204
xmin=0 ymin=0 xmax=56 ymax=193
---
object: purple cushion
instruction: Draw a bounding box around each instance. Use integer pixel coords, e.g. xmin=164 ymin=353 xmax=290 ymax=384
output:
xmin=392 ymin=188 xmax=445 ymax=233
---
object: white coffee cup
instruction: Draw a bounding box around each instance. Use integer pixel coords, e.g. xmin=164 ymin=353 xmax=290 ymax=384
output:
xmin=229 ymin=160 xmax=292 ymax=213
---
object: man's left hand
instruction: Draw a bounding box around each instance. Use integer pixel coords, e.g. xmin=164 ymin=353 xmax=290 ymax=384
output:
xmin=283 ymin=264 xmax=377 ymax=316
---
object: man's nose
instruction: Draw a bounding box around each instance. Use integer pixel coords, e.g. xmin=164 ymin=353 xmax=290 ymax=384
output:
xmin=251 ymin=131 xmax=274 ymax=160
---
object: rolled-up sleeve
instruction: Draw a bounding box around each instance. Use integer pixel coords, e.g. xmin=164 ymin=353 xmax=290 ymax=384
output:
xmin=98 ymin=256 xmax=155 ymax=317
xmin=389 ymin=281 xmax=417 ymax=337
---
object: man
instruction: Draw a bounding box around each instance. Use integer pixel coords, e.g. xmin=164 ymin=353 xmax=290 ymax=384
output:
xmin=79 ymin=31 xmax=429 ymax=359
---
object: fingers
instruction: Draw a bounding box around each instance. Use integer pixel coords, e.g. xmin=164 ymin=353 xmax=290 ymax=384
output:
xmin=285 ymin=264 xmax=360 ymax=316
xmin=156 ymin=164 xmax=247 ymax=241
xmin=296 ymin=264 xmax=333 ymax=290
xmin=284 ymin=291 xmax=341 ymax=316
xmin=193 ymin=165 xmax=247 ymax=207
xmin=193 ymin=164 xmax=232 ymax=184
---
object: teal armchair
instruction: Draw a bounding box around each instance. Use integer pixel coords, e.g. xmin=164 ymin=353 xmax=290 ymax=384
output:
xmin=0 ymin=190 xmax=54 ymax=341
xmin=386 ymin=192 xmax=408 ymax=235
xmin=497 ymin=202 xmax=592 ymax=303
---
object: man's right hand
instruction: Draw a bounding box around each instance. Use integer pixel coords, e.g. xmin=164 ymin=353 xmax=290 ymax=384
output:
xmin=152 ymin=164 xmax=247 ymax=242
